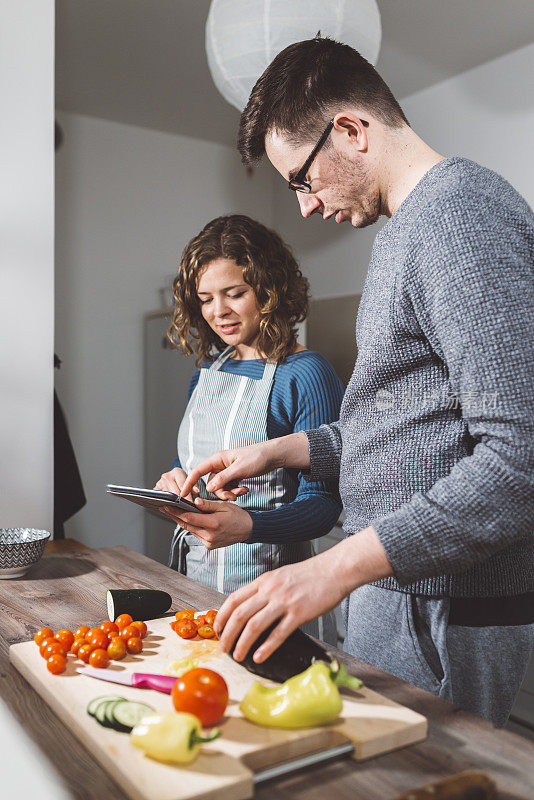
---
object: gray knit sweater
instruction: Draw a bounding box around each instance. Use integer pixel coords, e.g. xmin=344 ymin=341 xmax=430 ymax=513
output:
xmin=305 ymin=157 xmax=534 ymax=597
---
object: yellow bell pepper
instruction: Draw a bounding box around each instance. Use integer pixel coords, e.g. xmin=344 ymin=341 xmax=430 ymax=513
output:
xmin=130 ymin=712 xmax=220 ymax=764
xmin=240 ymin=659 xmax=362 ymax=729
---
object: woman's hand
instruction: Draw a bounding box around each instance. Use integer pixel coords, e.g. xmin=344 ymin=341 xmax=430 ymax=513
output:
xmin=154 ymin=467 xmax=197 ymax=501
xmin=162 ymin=497 xmax=253 ymax=548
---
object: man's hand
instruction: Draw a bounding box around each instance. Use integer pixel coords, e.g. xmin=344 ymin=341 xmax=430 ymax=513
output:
xmin=180 ymin=432 xmax=310 ymax=500
xmin=162 ymin=497 xmax=253 ymax=548
xmin=214 ymin=526 xmax=394 ymax=663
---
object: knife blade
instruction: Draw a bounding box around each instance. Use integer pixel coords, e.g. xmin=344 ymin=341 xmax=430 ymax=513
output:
xmin=77 ymin=666 xmax=178 ymax=694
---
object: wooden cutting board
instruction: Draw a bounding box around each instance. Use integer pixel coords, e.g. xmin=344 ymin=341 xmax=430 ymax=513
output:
xmin=10 ymin=616 xmax=427 ymax=800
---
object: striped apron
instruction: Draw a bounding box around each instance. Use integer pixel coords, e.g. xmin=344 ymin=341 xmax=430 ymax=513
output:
xmin=169 ymin=346 xmax=336 ymax=643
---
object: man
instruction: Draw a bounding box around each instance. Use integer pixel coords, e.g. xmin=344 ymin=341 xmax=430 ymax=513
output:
xmin=179 ymin=37 xmax=534 ymax=726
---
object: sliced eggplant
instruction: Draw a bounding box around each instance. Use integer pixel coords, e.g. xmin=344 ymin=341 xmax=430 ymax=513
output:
xmin=106 ymin=588 xmax=172 ymax=622
xmin=228 ymin=622 xmax=330 ymax=683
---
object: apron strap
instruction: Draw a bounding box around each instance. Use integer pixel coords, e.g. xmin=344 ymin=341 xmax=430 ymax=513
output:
xmin=208 ymin=346 xmax=235 ymax=370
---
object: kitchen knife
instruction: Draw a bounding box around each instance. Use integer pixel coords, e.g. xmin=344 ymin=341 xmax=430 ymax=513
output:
xmin=77 ymin=666 xmax=177 ymax=694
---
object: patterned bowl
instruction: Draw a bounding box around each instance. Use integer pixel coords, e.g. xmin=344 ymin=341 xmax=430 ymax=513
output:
xmin=0 ymin=529 xmax=50 ymax=579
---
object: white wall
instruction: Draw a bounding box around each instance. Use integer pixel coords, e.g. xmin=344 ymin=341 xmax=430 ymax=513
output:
xmin=0 ymin=1 xmax=54 ymax=531
xmin=55 ymin=113 xmax=275 ymax=550
xmin=272 ymin=42 xmax=534 ymax=299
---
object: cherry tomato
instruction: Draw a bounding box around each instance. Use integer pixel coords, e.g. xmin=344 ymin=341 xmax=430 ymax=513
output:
xmin=42 ymin=641 xmax=68 ymax=659
xmin=100 ymin=621 xmax=119 ymax=636
xmin=175 ymin=619 xmax=198 ymax=639
xmin=169 ymin=621 xmax=177 ymax=632
xmin=107 ymin=637 xmax=127 ymax=660
xmin=131 ymin=621 xmax=147 ymax=639
xmin=194 ymin=614 xmax=206 ymax=626
xmin=126 ymin=636 xmax=143 ymax=654
xmin=175 ymin=610 xmax=195 ymax=621
xmin=39 ymin=637 xmax=57 ymax=658
xmin=70 ymin=639 xmax=82 ymax=656
xmin=34 ymin=627 xmax=54 ymax=647
xmin=47 ymin=654 xmax=67 ymax=674
xmin=204 ymin=610 xmax=217 ymax=627
xmin=197 ymin=624 xmax=216 ymax=639
xmin=87 ymin=630 xmax=108 ymax=650
xmin=78 ymin=643 xmax=95 ymax=663
xmin=75 ymin=626 xmax=90 ymax=640
xmin=119 ymin=624 xmax=139 ymax=641
xmin=89 ymin=648 xmax=110 ymax=668
xmin=171 ymin=668 xmax=228 ymax=726
xmin=55 ymin=630 xmax=75 ymax=649
xmin=115 ymin=614 xmax=133 ymax=630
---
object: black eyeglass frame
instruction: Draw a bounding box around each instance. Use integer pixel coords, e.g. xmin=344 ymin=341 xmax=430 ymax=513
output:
xmin=288 ymin=117 xmax=369 ymax=193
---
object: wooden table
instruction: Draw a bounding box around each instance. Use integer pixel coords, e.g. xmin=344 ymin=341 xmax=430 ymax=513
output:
xmin=1 ymin=545 xmax=533 ymax=800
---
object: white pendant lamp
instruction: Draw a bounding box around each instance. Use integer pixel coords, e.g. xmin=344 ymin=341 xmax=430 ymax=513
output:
xmin=206 ymin=0 xmax=382 ymax=112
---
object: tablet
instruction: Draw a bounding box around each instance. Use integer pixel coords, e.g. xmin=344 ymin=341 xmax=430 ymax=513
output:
xmin=106 ymin=484 xmax=207 ymax=515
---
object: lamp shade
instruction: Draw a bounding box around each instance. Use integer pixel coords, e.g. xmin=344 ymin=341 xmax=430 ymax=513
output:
xmin=206 ymin=0 xmax=381 ymax=112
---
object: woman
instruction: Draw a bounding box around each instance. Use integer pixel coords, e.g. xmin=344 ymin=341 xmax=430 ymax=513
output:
xmin=155 ymin=214 xmax=344 ymax=642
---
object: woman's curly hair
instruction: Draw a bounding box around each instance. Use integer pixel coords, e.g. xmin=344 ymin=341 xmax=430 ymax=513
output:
xmin=167 ymin=215 xmax=310 ymax=365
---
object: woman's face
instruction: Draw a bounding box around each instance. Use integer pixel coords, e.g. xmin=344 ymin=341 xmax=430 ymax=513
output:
xmin=197 ymin=258 xmax=261 ymax=354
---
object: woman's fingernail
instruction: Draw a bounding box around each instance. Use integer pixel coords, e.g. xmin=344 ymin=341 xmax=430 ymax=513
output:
xmin=253 ymin=649 xmax=264 ymax=663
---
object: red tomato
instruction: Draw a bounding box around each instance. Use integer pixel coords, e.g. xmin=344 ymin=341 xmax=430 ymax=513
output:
xmin=47 ymin=654 xmax=67 ymax=674
xmin=131 ymin=621 xmax=147 ymax=639
xmin=78 ymin=643 xmax=95 ymax=663
xmin=55 ymin=630 xmax=75 ymax=649
xmin=197 ymin=624 xmax=216 ymax=639
xmin=34 ymin=627 xmax=54 ymax=646
xmin=115 ymin=614 xmax=133 ymax=630
xmin=89 ymin=648 xmax=110 ymax=668
xmin=175 ymin=619 xmax=198 ymax=639
xmin=75 ymin=626 xmax=90 ymax=640
xmin=126 ymin=636 xmax=143 ymax=654
xmin=100 ymin=621 xmax=119 ymax=636
xmin=119 ymin=624 xmax=139 ymax=641
xmin=42 ymin=641 xmax=68 ymax=659
xmin=87 ymin=630 xmax=108 ymax=650
xmin=175 ymin=610 xmax=195 ymax=621
xmin=204 ymin=610 xmax=217 ymax=627
xmin=107 ymin=637 xmax=127 ymax=660
xmin=171 ymin=668 xmax=228 ymax=726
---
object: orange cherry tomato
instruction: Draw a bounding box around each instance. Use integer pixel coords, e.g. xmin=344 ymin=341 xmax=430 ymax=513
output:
xmin=131 ymin=621 xmax=147 ymax=639
xmin=42 ymin=641 xmax=68 ymax=659
xmin=89 ymin=648 xmax=110 ymax=668
xmin=47 ymin=654 xmax=67 ymax=674
xmin=175 ymin=610 xmax=195 ymax=621
xmin=75 ymin=626 xmax=90 ymax=640
xmin=171 ymin=668 xmax=228 ymax=726
xmin=115 ymin=614 xmax=133 ymax=630
xmin=197 ymin=624 xmax=216 ymax=639
xmin=78 ymin=643 xmax=95 ymax=663
xmin=70 ymin=639 xmax=82 ymax=656
xmin=100 ymin=621 xmax=119 ymax=636
xmin=55 ymin=630 xmax=75 ymax=649
xmin=175 ymin=619 xmax=198 ymax=639
xmin=119 ymin=624 xmax=139 ymax=641
xmin=34 ymin=627 xmax=54 ymax=647
xmin=194 ymin=614 xmax=206 ymax=626
xmin=169 ymin=621 xmax=177 ymax=632
xmin=204 ymin=610 xmax=217 ymax=627
xmin=87 ymin=630 xmax=108 ymax=650
xmin=107 ymin=637 xmax=127 ymax=660
xmin=126 ymin=636 xmax=143 ymax=655
xmin=39 ymin=637 xmax=57 ymax=658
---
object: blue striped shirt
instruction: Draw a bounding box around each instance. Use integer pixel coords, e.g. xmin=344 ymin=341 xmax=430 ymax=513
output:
xmin=171 ymin=350 xmax=344 ymax=543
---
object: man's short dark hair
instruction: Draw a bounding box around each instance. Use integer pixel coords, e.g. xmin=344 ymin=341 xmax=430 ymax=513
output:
xmin=238 ymin=36 xmax=409 ymax=164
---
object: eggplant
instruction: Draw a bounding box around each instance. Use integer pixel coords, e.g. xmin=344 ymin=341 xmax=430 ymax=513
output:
xmin=106 ymin=589 xmax=172 ymax=622
xmin=228 ymin=622 xmax=330 ymax=683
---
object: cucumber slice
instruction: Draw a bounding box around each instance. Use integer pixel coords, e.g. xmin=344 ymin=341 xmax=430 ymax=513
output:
xmin=87 ymin=695 xmax=124 ymax=717
xmin=106 ymin=588 xmax=172 ymax=622
xmin=95 ymin=699 xmax=119 ymax=725
xmin=111 ymin=701 xmax=155 ymax=732
xmin=104 ymin=699 xmax=127 ymax=728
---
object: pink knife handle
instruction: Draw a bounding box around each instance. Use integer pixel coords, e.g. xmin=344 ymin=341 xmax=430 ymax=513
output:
xmin=131 ymin=673 xmax=178 ymax=693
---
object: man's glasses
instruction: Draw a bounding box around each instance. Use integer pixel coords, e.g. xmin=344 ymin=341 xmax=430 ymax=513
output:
xmin=288 ymin=118 xmax=369 ymax=194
